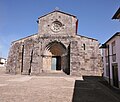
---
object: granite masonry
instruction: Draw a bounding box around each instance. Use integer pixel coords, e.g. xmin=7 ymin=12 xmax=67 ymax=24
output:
xmin=6 ymin=10 xmax=102 ymax=76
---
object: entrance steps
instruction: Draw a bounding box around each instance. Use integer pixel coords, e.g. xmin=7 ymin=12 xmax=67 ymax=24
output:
xmin=37 ymin=71 xmax=68 ymax=77
xmin=33 ymin=71 xmax=83 ymax=80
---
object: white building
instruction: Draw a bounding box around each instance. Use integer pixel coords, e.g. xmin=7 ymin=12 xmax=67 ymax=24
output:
xmin=101 ymin=32 xmax=120 ymax=88
xmin=0 ymin=57 xmax=6 ymax=67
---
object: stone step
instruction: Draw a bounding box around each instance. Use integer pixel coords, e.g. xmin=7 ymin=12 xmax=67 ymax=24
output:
xmin=35 ymin=71 xmax=68 ymax=77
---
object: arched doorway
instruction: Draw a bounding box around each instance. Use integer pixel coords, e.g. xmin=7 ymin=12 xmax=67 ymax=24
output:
xmin=43 ymin=41 xmax=69 ymax=74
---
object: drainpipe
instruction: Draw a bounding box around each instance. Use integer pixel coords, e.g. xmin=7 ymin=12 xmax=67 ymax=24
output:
xmin=107 ymin=45 xmax=111 ymax=85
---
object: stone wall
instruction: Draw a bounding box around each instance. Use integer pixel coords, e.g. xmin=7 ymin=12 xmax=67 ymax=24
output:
xmin=6 ymin=10 xmax=102 ymax=76
xmin=75 ymin=36 xmax=102 ymax=76
xmin=7 ymin=42 xmax=22 ymax=74
xmin=6 ymin=34 xmax=102 ymax=76
xmin=38 ymin=11 xmax=77 ymax=36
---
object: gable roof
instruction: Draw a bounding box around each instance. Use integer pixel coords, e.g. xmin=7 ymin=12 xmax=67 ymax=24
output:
xmin=12 ymin=33 xmax=38 ymax=44
xmin=38 ymin=10 xmax=77 ymax=19
xmin=112 ymin=7 xmax=120 ymax=19
xmin=100 ymin=32 xmax=120 ymax=48
xmin=104 ymin=32 xmax=120 ymax=44
xmin=76 ymin=34 xmax=98 ymax=41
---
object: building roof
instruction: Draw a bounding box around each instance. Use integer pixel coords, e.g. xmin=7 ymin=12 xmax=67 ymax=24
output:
xmin=77 ymin=34 xmax=98 ymax=41
xmin=112 ymin=7 xmax=120 ymax=19
xmin=12 ymin=33 xmax=38 ymax=44
xmin=104 ymin=32 xmax=120 ymax=44
xmin=100 ymin=32 xmax=120 ymax=48
xmin=0 ymin=57 xmax=6 ymax=60
xmin=38 ymin=10 xmax=77 ymax=19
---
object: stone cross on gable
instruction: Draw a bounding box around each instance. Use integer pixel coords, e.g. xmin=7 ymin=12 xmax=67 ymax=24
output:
xmin=55 ymin=7 xmax=59 ymax=11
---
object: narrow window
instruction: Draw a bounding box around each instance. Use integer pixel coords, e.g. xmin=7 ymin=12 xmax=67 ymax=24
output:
xmin=21 ymin=45 xmax=24 ymax=73
xmin=112 ymin=41 xmax=116 ymax=62
xmin=105 ymin=48 xmax=108 ymax=63
xmin=29 ymin=50 xmax=33 ymax=75
xmin=112 ymin=41 xmax=116 ymax=55
xmin=83 ymin=44 xmax=85 ymax=50
xmin=106 ymin=65 xmax=109 ymax=77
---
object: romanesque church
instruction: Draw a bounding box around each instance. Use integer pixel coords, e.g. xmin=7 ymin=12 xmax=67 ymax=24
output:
xmin=6 ymin=10 xmax=102 ymax=76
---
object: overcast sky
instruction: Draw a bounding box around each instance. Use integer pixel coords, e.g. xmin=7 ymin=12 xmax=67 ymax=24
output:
xmin=0 ymin=0 xmax=120 ymax=58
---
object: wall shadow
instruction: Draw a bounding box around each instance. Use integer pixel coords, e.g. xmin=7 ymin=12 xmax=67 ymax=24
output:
xmin=72 ymin=76 xmax=119 ymax=102
xmin=72 ymin=80 xmax=90 ymax=102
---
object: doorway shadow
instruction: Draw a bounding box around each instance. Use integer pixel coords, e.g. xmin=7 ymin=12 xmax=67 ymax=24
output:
xmin=63 ymin=68 xmax=70 ymax=75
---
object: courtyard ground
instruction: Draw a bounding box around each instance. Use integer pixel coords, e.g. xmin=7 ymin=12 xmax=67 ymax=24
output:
xmin=0 ymin=67 xmax=120 ymax=102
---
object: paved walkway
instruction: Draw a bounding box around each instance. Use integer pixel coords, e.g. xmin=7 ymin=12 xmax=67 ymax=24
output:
xmin=0 ymin=69 xmax=82 ymax=102
xmin=0 ymin=68 xmax=120 ymax=102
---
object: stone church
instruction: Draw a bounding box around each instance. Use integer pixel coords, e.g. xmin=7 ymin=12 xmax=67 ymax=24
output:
xmin=6 ymin=10 xmax=102 ymax=76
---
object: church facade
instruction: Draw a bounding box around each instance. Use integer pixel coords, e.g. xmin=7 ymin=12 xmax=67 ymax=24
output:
xmin=6 ymin=10 xmax=102 ymax=76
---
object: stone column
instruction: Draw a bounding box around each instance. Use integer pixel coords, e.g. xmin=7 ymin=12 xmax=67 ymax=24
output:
xmin=70 ymin=41 xmax=81 ymax=76
xmin=22 ymin=40 xmax=33 ymax=75
xmin=31 ymin=43 xmax=41 ymax=75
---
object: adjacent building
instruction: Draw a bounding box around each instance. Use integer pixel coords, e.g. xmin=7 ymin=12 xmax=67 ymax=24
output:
xmin=112 ymin=7 xmax=120 ymax=20
xmin=0 ymin=57 xmax=6 ymax=67
xmin=101 ymin=32 xmax=120 ymax=88
xmin=101 ymin=8 xmax=120 ymax=88
xmin=6 ymin=10 xmax=102 ymax=76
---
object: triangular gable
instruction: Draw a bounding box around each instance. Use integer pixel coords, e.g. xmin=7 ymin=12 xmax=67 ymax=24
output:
xmin=38 ymin=10 xmax=76 ymax=19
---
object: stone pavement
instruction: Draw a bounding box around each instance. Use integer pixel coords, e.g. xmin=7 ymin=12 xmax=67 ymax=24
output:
xmin=0 ymin=68 xmax=82 ymax=102
xmin=0 ymin=68 xmax=120 ymax=102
